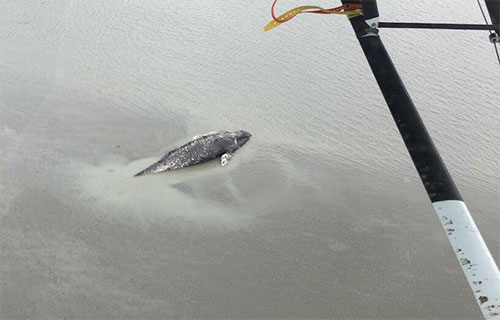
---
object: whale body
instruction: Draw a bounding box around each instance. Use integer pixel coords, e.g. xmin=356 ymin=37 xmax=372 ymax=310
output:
xmin=134 ymin=129 xmax=251 ymax=177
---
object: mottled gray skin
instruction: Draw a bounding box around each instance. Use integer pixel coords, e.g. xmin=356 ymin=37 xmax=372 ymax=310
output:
xmin=134 ymin=130 xmax=251 ymax=176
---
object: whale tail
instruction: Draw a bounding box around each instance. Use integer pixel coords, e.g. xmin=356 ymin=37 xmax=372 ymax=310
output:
xmin=134 ymin=170 xmax=147 ymax=177
xmin=134 ymin=166 xmax=157 ymax=177
xmin=134 ymin=160 xmax=170 ymax=177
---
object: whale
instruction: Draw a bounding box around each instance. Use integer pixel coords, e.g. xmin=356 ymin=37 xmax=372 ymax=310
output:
xmin=134 ymin=129 xmax=251 ymax=177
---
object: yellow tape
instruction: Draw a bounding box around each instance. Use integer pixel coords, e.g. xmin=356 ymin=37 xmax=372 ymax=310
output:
xmin=264 ymin=6 xmax=361 ymax=31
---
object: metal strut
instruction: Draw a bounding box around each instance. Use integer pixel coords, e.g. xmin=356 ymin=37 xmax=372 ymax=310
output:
xmin=485 ymin=0 xmax=500 ymax=33
xmin=341 ymin=0 xmax=500 ymax=319
xmin=378 ymin=22 xmax=499 ymax=30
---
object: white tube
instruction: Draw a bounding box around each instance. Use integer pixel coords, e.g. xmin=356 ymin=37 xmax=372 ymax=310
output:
xmin=433 ymin=200 xmax=500 ymax=319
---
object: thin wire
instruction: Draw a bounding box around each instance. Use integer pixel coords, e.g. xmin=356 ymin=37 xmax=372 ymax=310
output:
xmin=494 ymin=43 xmax=500 ymax=64
xmin=477 ymin=0 xmax=490 ymax=27
xmin=476 ymin=0 xmax=500 ymax=65
xmin=270 ymin=0 xmax=353 ymax=24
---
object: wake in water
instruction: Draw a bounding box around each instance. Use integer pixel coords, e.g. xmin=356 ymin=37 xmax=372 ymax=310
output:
xmin=71 ymin=156 xmax=249 ymax=228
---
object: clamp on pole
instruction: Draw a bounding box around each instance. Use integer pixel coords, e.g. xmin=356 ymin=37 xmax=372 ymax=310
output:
xmin=353 ymin=0 xmax=380 ymax=37
xmin=490 ymin=32 xmax=500 ymax=43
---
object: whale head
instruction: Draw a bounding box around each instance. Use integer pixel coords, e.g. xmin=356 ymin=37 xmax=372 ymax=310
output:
xmin=233 ymin=129 xmax=251 ymax=148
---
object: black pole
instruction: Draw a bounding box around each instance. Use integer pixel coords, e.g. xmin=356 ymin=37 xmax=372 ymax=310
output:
xmin=331 ymin=2 xmax=500 ymax=318
xmin=485 ymin=0 xmax=500 ymax=33
xmin=341 ymin=1 xmax=462 ymax=203
xmin=379 ymin=22 xmax=498 ymax=30
xmin=337 ymin=3 xmax=500 ymax=319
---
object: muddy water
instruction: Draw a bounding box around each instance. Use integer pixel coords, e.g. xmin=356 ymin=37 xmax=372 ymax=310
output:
xmin=1 ymin=0 xmax=499 ymax=318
